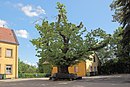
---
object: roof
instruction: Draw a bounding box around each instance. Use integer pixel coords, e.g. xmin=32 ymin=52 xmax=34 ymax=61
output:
xmin=0 ymin=27 xmax=19 ymax=45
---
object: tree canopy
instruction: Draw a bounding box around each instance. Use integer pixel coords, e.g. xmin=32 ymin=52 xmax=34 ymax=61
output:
xmin=110 ymin=0 xmax=130 ymax=27
xmin=18 ymin=58 xmax=37 ymax=73
xmin=31 ymin=2 xmax=110 ymax=74
xmin=110 ymin=0 xmax=130 ymax=58
xmin=96 ymin=27 xmax=123 ymax=66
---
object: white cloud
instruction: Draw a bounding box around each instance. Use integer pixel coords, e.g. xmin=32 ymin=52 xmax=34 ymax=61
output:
xmin=15 ymin=30 xmax=29 ymax=38
xmin=18 ymin=3 xmax=46 ymax=17
xmin=0 ymin=19 xmax=8 ymax=27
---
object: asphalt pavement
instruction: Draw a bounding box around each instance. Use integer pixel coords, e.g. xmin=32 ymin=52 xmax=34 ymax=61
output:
xmin=0 ymin=74 xmax=130 ymax=87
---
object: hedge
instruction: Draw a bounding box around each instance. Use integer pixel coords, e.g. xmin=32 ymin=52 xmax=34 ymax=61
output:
xmin=18 ymin=73 xmax=51 ymax=78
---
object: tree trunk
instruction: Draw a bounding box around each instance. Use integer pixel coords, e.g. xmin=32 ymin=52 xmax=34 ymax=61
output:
xmin=58 ymin=65 xmax=69 ymax=74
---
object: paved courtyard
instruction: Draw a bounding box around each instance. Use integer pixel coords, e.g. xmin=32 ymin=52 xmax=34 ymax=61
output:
xmin=0 ymin=74 xmax=130 ymax=87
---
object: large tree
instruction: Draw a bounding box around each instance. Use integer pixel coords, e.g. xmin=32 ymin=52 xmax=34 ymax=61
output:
xmin=110 ymin=0 xmax=130 ymax=57
xmin=31 ymin=2 xmax=110 ymax=74
xmin=110 ymin=0 xmax=130 ymax=73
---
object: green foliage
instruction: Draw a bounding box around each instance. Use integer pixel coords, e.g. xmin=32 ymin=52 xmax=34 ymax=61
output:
xmin=111 ymin=27 xmax=123 ymax=57
xmin=97 ymin=27 xmax=130 ymax=74
xmin=31 ymin=2 xmax=110 ymax=73
xmin=18 ymin=58 xmax=37 ymax=73
xmin=95 ymin=28 xmax=117 ymax=74
xmin=18 ymin=73 xmax=50 ymax=78
xmin=37 ymin=59 xmax=52 ymax=73
xmin=110 ymin=0 xmax=130 ymax=59
xmin=110 ymin=0 xmax=130 ymax=27
xmin=96 ymin=27 xmax=123 ymax=64
xmin=100 ymin=57 xmax=130 ymax=74
xmin=111 ymin=0 xmax=130 ymax=73
xmin=99 ymin=58 xmax=119 ymax=74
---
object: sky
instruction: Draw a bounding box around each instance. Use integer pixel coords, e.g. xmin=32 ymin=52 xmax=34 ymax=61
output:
xmin=0 ymin=0 xmax=119 ymax=66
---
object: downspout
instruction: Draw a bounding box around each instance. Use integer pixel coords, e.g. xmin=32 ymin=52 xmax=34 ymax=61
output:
xmin=15 ymin=45 xmax=18 ymax=78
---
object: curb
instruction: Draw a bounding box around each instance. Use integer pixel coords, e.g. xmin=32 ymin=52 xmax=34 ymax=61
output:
xmin=0 ymin=78 xmax=49 ymax=82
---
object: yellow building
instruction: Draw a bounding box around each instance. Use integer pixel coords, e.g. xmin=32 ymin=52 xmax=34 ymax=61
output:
xmin=0 ymin=27 xmax=19 ymax=79
xmin=52 ymin=53 xmax=99 ymax=76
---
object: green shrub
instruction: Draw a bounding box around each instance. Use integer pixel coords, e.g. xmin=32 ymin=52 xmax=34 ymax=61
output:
xmin=18 ymin=73 xmax=50 ymax=78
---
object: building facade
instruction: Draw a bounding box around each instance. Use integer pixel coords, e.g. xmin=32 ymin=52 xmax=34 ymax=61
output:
xmin=51 ymin=53 xmax=99 ymax=76
xmin=0 ymin=27 xmax=19 ymax=79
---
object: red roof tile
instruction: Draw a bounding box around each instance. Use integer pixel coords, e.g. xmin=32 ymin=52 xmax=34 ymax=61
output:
xmin=0 ymin=27 xmax=19 ymax=45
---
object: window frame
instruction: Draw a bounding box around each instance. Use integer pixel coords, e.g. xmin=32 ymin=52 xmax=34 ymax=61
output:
xmin=0 ymin=64 xmax=1 ymax=73
xmin=94 ymin=66 xmax=97 ymax=72
xmin=74 ymin=66 xmax=78 ymax=73
xmin=0 ymin=47 xmax=1 ymax=57
xmin=5 ymin=65 xmax=13 ymax=75
xmin=93 ymin=56 xmax=96 ymax=62
xmin=90 ymin=65 xmax=93 ymax=72
xmin=5 ymin=48 xmax=13 ymax=58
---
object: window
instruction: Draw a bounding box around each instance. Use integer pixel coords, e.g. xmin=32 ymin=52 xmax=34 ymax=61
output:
xmin=93 ymin=56 xmax=96 ymax=62
xmin=5 ymin=49 xmax=13 ymax=58
xmin=0 ymin=48 xmax=1 ymax=57
xmin=0 ymin=65 xmax=1 ymax=73
xmin=74 ymin=66 xmax=78 ymax=73
xmin=90 ymin=66 xmax=93 ymax=72
xmin=6 ymin=65 xmax=12 ymax=74
xmin=94 ymin=66 xmax=97 ymax=72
